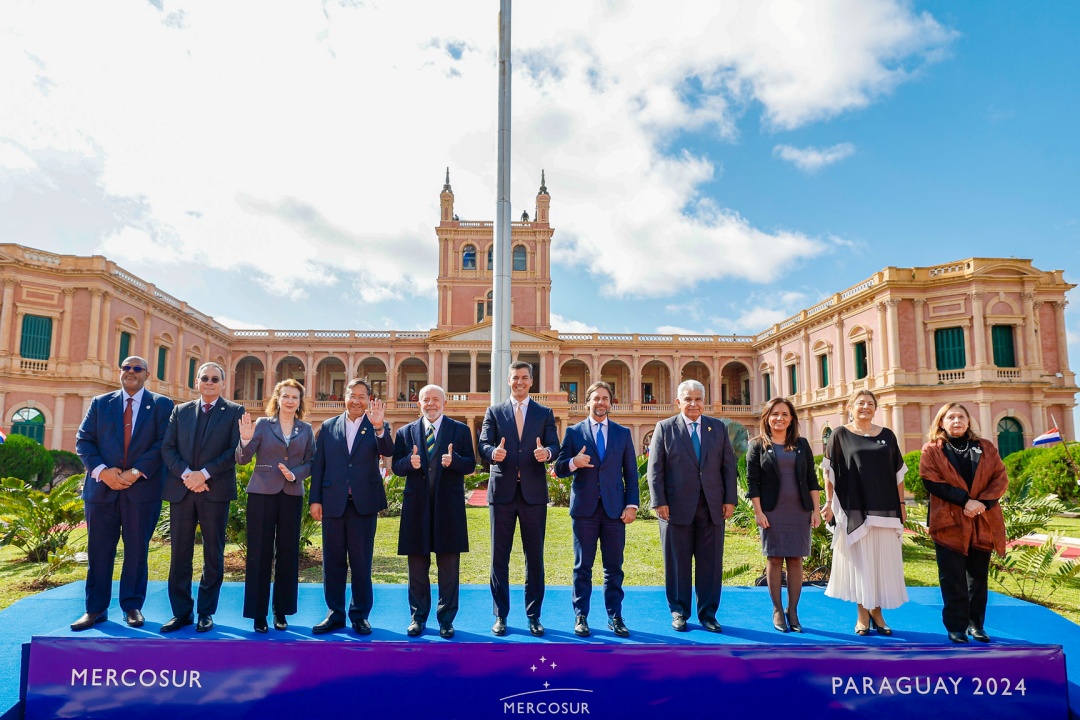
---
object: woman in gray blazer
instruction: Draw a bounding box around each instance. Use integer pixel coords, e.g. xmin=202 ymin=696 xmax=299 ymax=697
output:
xmin=236 ymin=378 xmax=315 ymax=632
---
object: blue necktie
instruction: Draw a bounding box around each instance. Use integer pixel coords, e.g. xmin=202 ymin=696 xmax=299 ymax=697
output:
xmin=595 ymin=422 xmax=606 ymax=462
xmin=690 ymin=421 xmax=701 ymax=461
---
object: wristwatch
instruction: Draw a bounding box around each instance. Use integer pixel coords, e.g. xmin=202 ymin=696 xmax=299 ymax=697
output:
xmin=130 ymin=468 xmax=142 ymax=479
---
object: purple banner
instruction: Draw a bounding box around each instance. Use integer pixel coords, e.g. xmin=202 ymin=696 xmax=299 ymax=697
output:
xmin=26 ymin=638 xmax=1067 ymax=719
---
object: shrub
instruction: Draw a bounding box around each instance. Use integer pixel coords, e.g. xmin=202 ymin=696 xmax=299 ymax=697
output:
xmin=0 ymin=434 xmax=54 ymax=487
xmin=548 ymin=469 xmax=571 ymax=508
xmin=225 ymin=461 xmax=254 ymax=555
xmin=465 ymin=471 xmax=489 ymax=492
xmin=636 ymin=455 xmax=653 ymax=520
xmin=50 ymin=449 xmax=85 ymax=486
xmin=0 ymin=475 xmax=84 ymax=562
xmin=381 ymin=474 xmax=405 ymax=517
xmin=903 ymin=449 xmax=926 ymax=503
xmin=1014 ymin=443 xmax=1080 ymax=505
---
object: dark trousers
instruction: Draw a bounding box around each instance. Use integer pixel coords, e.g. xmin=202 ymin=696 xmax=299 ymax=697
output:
xmin=84 ymin=496 xmax=161 ymax=613
xmin=571 ymin=504 xmax=626 ymax=619
xmin=935 ymin=542 xmax=991 ymax=632
xmin=408 ymin=552 xmax=460 ymax=625
xmin=321 ymin=502 xmax=378 ymax=622
xmin=243 ymin=491 xmax=302 ymax=619
xmin=659 ymin=494 xmax=725 ymax=621
xmin=489 ymin=483 xmax=547 ymax=619
xmin=167 ymin=492 xmax=230 ymax=618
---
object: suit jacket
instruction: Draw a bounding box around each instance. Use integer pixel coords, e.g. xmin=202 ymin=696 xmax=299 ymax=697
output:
xmin=310 ymin=412 xmax=394 ymax=517
xmin=161 ymin=397 xmax=245 ymax=503
xmin=392 ymin=416 xmax=475 ymax=555
xmin=646 ymin=414 xmax=737 ymax=526
xmin=479 ymin=399 xmax=559 ymax=505
xmin=555 ymin=419 xmax=639 ymax=519
xmin=745 ymin=436 xmax=820 ymax=512
xmin=236 ymin=416 xmax=315 ymax=497
xmin=76 ymin=389 xmax=175 ymax=504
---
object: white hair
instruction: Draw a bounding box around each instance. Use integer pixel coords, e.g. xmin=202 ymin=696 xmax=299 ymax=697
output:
xmin=677 ymin=379 xmax=706 ymax=398
xmin=418 ymin=384 xmax=446 ymax=400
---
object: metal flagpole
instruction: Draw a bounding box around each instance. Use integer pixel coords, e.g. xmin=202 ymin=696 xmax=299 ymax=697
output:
xmin=491 ymin=0 xmax=512 ymax=405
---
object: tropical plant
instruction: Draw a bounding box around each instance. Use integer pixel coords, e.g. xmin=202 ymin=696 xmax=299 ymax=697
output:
xmin=635 ymin=455 xmax=654 ymax=520
xmin=226 ymin=461 xmax=254 ymax=555
xmin=0 ymin=475 xmax=84 ymax=562
xmin=547 ymin=469 xmax=571 ymax=508
xmin=902 ymin=449 xmax=927 ymax=503
xmin=0 ymin=434 xmax=54 ymax=488
xmin=718 ymin=418 xmax=749 ymax=457
xmin=381 ymin=474 xmax=405 ymax=518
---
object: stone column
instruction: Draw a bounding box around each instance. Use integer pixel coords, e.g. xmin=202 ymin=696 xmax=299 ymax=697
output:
xmin=387 ymin=352 xmax=397 ymax=401
xmin=876 ymin=302 xmax=889 ymax=382
xmin=913 ymin=299 xmax=927 ymax=372
xmin=833 ymin=316 xmax=846 ymax=392
xmin=1020 ymin=292 xmax=1037 ymax=367
xmin=801 ymin=330 xmax=811 ymax=398
xmin=440 ymin=350 xmax=449 ymax=389
xmin=84 ymin=288 xmax=102 ymax=363
xmin=892 ymin=403 xmax=905 ymax=452
xmin=919 ymin=403 xmax=932 ymax=437
xmin=305 ymin=351 xmax=315 ymax=396
xmin=978 ymin=402 xmax=993 ymax=440
xmin=98 ymin=292 xmax=113 ymax=365
xmin=52 ymin=394 xmax=66 ymax=450
xmin=141 ymin=306 xmax=152 ymax=366
xmin=886 ymin=299 xmax=902 ymax=372
xmin=1063 ymin=406 xmax=1076 ymax=443
xmin=265 ymin=350 xmax=275 ymax=388
xmin=0 ymin=278 xmax=15 ymax=356
xmin=0 ymin=392 xmax=6 ymax=433
xmin=1054 ymin=301 xmax=1071 ymax=375
xmin=59 ymin=288 xmax=75 ymax=362
xmin=1030 ymin=401 xmax=1044 ymax=437
xmin=970 ymin=291 xmax=987 ymax=368
xmin=174 ymin=325 xmax=186 ymax=388
xmin=469 ymin=350 xmax=478 ymax=393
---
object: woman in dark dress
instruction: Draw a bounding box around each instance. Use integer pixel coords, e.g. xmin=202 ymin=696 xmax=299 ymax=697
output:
xmin=746 ymin=397 xmax=821 ymax=632
xmin=920 ymin=402 xmax=1008 ymax=643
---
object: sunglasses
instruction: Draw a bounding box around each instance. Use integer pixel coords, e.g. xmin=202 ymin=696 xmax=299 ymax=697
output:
xmin=121 ymin=365 xmax=146 ymax=373
xmin=200 ymin=376 xmax=222 ymax=383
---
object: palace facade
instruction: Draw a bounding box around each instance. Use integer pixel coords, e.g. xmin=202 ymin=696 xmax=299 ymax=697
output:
xmin=1 ymin=173 xmax=1075 ymax=458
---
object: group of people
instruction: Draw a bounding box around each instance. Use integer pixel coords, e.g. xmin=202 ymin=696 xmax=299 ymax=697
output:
xmin=749 ymin=389 xmax=1008 ymax=643
xmin=70 ymin=355 xmax=1007 ymax=643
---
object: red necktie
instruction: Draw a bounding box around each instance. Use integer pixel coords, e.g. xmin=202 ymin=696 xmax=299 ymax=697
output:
xmin=123 ymin=397 xmax=134 ymax=466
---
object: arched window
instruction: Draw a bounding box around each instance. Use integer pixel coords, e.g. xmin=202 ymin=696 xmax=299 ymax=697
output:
xmin=11 ymin=407 xmax=46 ymax=444
xmin=487 ymin=246 xmax=493 ymax=270
xmin=512 ymin=245 xmax=527 ymax=271
xmin=462 ymin=245 xmax=477 ymax=270
xmin=996 ymin=417 xmax=1024 ymax=458
xmin=486 ymin=291 xmax=493 ymax=318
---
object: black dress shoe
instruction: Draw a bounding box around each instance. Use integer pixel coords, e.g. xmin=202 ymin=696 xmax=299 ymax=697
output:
xmin=273 ymin=614 xmax=288 ymax=631
xmin=967 ymin=626 xmax=991 ymax=643
xmin=574 ymin=616 xmax=591 ymax=637
xmin=352 ymin=618 xmax=372 ymax=635
xmin=701 ymin=618 xmax=723 ymax=633
xmin=492 ymin=616 xmax=507 ymax=636
xmin=253 ymin=617 xmax=269 ymax=633
xmin=949 ymin=630 xmax=970 ymax=643
xmin=608 ymin=616 xmax=630 ymax=638
xmin=672 ymin=615 xmax=688 ymax=632
xmin=439 ymin=623 xmax=455 ymax=639
xmin=407 ymin=620 xmax=425 ymax=637
xmin=124 ymin=609 xmax=145 ymax=628
xmin=196 ymin=615 xmax=214 ymax=633
xmin=786 ymin=612 xmax=803 ymax=633
xmin=312 ymin=617 xmax=345 ymax=634
xmin=160 ymin=615 xmax=193 ymax=633
xmin=773 ymin=611 xmax=788 ymax=633
xmin=527 ymin=618 xmax=545 ymax=637
xmin=71 ymin=611 xmax=107 ymax=632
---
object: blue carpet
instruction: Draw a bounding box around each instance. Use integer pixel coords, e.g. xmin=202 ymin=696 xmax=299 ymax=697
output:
xmin=3 ymin=582 xmax=1079 ymax=716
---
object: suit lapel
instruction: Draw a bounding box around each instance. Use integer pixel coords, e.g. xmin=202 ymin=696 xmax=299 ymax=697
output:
xmin=677 ymin=417 xmax=699 ymax=466
xmin=185 ymin=400 xmax=200 ymax=457
xmin=349 ymin=415 xmax=372 ymax=458
xmin=268 ymin=416 xmax=287 ymax=444
xmin=203 ymin=398 xmax=226 ymax=438
xmin=581 ymin=420 xmax=600 ymax=461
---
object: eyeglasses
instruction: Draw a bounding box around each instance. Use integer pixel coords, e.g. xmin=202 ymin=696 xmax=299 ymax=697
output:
xmin=121 ymin=365 xmax=146 ymax=373
xmin=200 ymin=376 xmax=222 ymax=383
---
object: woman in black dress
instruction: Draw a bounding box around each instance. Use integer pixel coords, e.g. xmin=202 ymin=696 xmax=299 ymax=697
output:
xmin=746 ymin=397 xmax=821 ymax=632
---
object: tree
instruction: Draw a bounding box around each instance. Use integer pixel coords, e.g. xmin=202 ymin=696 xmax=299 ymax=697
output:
xmin=0 ymin=434 xmax=54 ymax=488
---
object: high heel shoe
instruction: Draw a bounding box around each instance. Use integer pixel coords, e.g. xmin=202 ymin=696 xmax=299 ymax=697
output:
xmin=870 ymin=616 xmax=893 ymax=636
xmin=786 ymin=612 xmax=803 ymax=633
xmin=772 ymin=611 xmax=788 ymax=633
xmin=854 ymin=622 xmax=871 ymax=636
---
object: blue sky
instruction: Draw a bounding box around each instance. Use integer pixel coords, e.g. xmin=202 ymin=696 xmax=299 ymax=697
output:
xmin=1 ymin=2 xmax=1076 ymax=393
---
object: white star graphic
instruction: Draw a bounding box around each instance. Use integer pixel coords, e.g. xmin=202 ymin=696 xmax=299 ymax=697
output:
xmin=539 ymin=656 xmax=546 ymax=663
xmin=550 ymin=662 xmax=557 ymax=669
xmin=530 ymin=665 xmax=537 ymax=672
xmin=544 ymin=681 xmax=550 ymax=689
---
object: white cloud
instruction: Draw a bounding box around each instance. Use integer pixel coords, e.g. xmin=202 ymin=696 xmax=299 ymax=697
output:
xmin=0 ymin=1 xmax=953 ymax=302
xmin=773 ymin=142 xmax=856 ymax=172
xmin=656 ymin=325 xmax=706 ymax=336
xmin=212 ymin=315 xmax=266 ymax=330
xmin=550 ymin=313 xmax=599 ymax=334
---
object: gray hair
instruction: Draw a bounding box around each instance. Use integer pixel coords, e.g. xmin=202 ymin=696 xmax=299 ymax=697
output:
xmin=677 ymin=379 xmax=706 ymax=398
xmin=417 ymin=384 xmax=446 ymax=400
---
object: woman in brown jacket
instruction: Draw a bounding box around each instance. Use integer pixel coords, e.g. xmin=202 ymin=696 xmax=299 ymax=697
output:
xmin=920 ymin=403 xmax=1008 ymax=643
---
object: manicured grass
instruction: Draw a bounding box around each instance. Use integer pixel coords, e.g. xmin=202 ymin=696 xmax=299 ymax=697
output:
xmin=3 ymin=507 xmax=1078 ymax=624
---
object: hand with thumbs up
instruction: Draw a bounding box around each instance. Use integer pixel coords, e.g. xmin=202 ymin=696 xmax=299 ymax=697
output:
xmin=572 ymin=446 xmax=593 ymax=469
xmin=533 ymin=437 xmax=550 ymax=462
xmin=492 ymin=437 xmax=507 ymax=463
xmin=442 ymin=443 xmax=454 ymax=468
xmin=410 ymin=444 xmax=421 ymax=470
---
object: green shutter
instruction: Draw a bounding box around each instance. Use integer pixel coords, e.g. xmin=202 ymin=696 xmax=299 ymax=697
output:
xmin=118 ymin=332 xmax=131 ymax=366
xmin=934 ymin=327 xmax=967 ymax=371
xmin=19 ymin=315 xmax=52 ymax=360
xmin=188 ymin=357 xmax=197 ymax=388
xmin=854 ymin=341 xmax=868 ymax=379
xmin=992 ymin=325 xmax=1016 ymax=367
xmin=788 ymin=364 xmax=797 ymax=394
xmin=996 ymin=417 xmax=1024 ymax=457
xmin=819 ymin=354 xmax=829 ymax=387
xmin=157 ymin=346 xmax=167 ymax=381
xmin=763 ymin=373 xmax=771 ymax=401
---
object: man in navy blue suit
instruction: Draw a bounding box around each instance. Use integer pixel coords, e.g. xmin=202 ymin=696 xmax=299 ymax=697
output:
xmin=309 ymin=378 xmax=393 ymax=635
xmin=479 ymin=361 xmax=560 ymax=637
xmin=555 ymin=381 xmax=639 ymax=638
xmin=72 ymin=356 xmax=174 ymax=631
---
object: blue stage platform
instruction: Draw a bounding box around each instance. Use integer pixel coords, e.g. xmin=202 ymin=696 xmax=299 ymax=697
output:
xmin=3 ymin=581 xmax=1078 ymax=718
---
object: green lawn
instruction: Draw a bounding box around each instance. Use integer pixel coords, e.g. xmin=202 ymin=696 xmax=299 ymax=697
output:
xmin=3 ymin=507 xmax=1079 ymax=624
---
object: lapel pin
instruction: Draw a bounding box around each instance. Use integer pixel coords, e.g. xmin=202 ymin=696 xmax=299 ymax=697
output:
xmin=361 ymin=429 xmax=367 ymax=435
xmin=707 ymin=426 xmax=712 ymax=432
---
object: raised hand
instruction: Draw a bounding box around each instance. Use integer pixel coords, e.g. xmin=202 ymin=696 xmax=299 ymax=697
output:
xmin=533 ymin=437 xmax=549 ymax=462
xmin=367 ymin=397 xmax=385 ymax=426
xmin=410 ymin=444 xmax=421 ymax=470
xmin=239 ymin=413 xmax=255 ymax=442
xmin=492 ymin=437 xmax=507 ymax=462
xmin=573 ymin=446 xmax=593 ymax=469
xmin=442 ymin=443 xmax=454 ymax=468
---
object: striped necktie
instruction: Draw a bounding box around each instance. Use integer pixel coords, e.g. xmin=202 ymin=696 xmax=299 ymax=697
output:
xmin=425 ymin=423 xmax=436 ymax=457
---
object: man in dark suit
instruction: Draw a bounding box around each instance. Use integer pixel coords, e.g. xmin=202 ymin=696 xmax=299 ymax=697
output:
xmin=554 ymin=381 xmax=639 ymax=638
xmin=391 ymin=385 xmax=475 ymax=639
xmin=647 ymin=379 xmax=737 ymax=633
xmin=160 ymin=361 xmax=244 ymax=633
xmin=479 ymin=361 xmax=559 ymax=636
xmin=72 ymin=356 xmax=174 ymax=630
xmin=309 ymin=378 xmax=393 ymax=635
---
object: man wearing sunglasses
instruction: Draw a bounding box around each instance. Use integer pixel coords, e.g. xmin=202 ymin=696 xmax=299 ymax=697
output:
xmin=160 ymin=362 xmax=244 ymax=633
xmin=72 ymin=357 xmax=175 ymax=631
